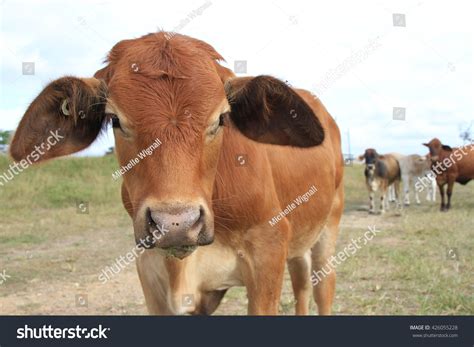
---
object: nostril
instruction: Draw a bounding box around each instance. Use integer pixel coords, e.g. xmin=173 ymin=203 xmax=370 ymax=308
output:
xmin=146 ymin=208 xmax=153 ymax=226
xmin=199 ymin=206 xmax=205 ymax=222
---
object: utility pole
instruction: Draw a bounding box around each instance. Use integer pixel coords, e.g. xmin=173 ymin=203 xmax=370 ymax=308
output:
xmin=347 ymin=130 xmax=352 ymax=160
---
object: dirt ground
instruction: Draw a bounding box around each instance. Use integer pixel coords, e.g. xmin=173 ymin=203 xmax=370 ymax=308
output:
xmin=0 ymin=159 xmax=472 ymax=315
xmin=0 ymin=210 xmax=407 ymax=315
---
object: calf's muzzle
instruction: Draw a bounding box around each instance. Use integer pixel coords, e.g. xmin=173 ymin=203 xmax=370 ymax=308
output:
xmin=140 ymin=204 xmax=213 ymax=258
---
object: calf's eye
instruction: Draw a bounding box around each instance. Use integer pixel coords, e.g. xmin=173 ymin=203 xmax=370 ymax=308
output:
xmin=110 ymin=115 xmax=121 ymax=129
xmin=208 ymin=113 xmax=228 ymax=137
xmin=219 ymin=112 xmax=229 ymax=126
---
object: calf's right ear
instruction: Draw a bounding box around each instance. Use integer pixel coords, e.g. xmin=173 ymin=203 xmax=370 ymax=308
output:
xmin=358 ymin=154 xmax=365 ymax=162
xmin=10 ymin=77 xmax=107 ymax=163
xmin=224 ymin=75 xmax=325 ymax=147
xmin=441 ymin=145 xmax=453 ymax=151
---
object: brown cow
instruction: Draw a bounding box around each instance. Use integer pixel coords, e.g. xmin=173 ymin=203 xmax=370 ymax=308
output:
xmin=10 ymin=32 xmax=344 ymax=315
xmin=359 ymin=149 xmax=401 ymax=214
xmin=423 ymin=138 xmax=474 ymax=211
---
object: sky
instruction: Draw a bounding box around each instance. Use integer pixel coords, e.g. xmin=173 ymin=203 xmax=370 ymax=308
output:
xmin=0 ymin=0 xmax=473 ymax=157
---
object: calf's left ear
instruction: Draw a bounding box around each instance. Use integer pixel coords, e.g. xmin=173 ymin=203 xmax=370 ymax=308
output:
xmin=224 ymin=75 xmax=324 ymax=147
xmin=10 ymin=77 xmax=107 ymax=163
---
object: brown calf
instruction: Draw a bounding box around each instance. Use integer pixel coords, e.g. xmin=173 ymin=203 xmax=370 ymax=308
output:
xmin=423 ymin=138 xmax=474 ymax=211
xmin=10 ymin=32 xmax=344 ymax=315
xmin=359 ymin=149 xmax=401 ymax=214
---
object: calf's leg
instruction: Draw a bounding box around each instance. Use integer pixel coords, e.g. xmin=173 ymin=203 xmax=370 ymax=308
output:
xmin=241 ymin=221 xmax=289 ymax=315
xmin=194 ymin=290 xmax=228 ymax=315
xmin=425 ymin=181 xmax=432 ymax=201
xmin=311 ymin=229 xmax=337 ymax=315
xmin=439 ymin=183 xmax=446 ymax=211
xmin=311 ymin=184 xmax=343 ymax=315
xmin=402 ymin=174 xmax=411 ymax=205
xmin=288 ymin=251 xmax=311 ymax=315
xmin=430 ymin=177 xmax=437 ymax=202
xmin=412 ymin=177 xmax=421 ymax=204
xmin=368 ymin=190 xmax=376 ymax=214
xmin=380 ymin=182 xmax=389 ymax=214
xmin=394 ymin=180 xmax=402 ymax=211
xmin=388 ymin=185 xmax=396 ymax=202
xmin=446 ymin=180 xmax=455 ymax=210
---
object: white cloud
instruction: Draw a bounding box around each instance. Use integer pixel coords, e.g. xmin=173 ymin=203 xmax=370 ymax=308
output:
xmin=0 ymin=0 xmax=472 ymax=157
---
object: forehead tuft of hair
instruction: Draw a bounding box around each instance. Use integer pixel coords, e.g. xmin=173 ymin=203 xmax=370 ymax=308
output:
xmin=104 ymin=32 xmax=224 ymax=80
xmin=97 ymin=32 xmax=228 ymax=148
xmin=364 ymin=148 xmax=378 ymax=156
xmin=428 ymin=138 xmax=442 ymax=146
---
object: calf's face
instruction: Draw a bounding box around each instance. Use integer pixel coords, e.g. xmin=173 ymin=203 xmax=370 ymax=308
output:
xmin=9 ymin=33 xmax=326 ymax=259
xmin=359 ymin=148 xmax=380 ymax=176
xmin=423 ymin=138 xmax=452 ymax=163
xmin=99 ymin=40 xmax=230 ymax=256
xmin=423 ymin=138 xmax=442 ymax=162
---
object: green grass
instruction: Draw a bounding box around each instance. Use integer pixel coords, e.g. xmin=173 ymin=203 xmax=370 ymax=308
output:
xmin=334 ymin=164 xmax=473 ymax=315
xmin=0 ymin=155 xmax=120 ymax=211
xmin=0 ymin=233 xmax=46 ymax=246
xmin=0 ymin=155 xmax=472 ymax=315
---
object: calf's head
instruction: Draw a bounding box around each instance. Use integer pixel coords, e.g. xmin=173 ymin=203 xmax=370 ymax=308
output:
xmin=415 ymin=154 xmax=432 ymax=171
xmin=359 ymin=148 xmax=382 ymax=176
xmin=423 ymin=138 xmax=452 ymax=163
xmin=10 ymin=33 xmax=325 ymax=259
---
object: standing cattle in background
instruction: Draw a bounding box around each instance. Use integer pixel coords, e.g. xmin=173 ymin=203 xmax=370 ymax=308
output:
xmin=423 ymin=138 xmax=474 ymax=211
xmin=10 ymin=32 xmax=344 ymax=315
xmin=387 ymin=152 xmax=404 ymax=204
xmin=359 ymin=149 xmax=401 ymax=214
xmin=390 ymin=154 xmax=436 ymax=205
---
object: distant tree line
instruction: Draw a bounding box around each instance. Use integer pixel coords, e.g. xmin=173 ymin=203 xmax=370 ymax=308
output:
xmin=459 ymin=123 xmax=473 ymax=144
xmin=0 ymin=130 xmax=12 ymax=145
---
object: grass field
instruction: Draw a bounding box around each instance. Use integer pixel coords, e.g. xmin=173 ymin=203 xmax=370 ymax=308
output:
xmin=0 ymin=154 xmax=472 ymax=315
